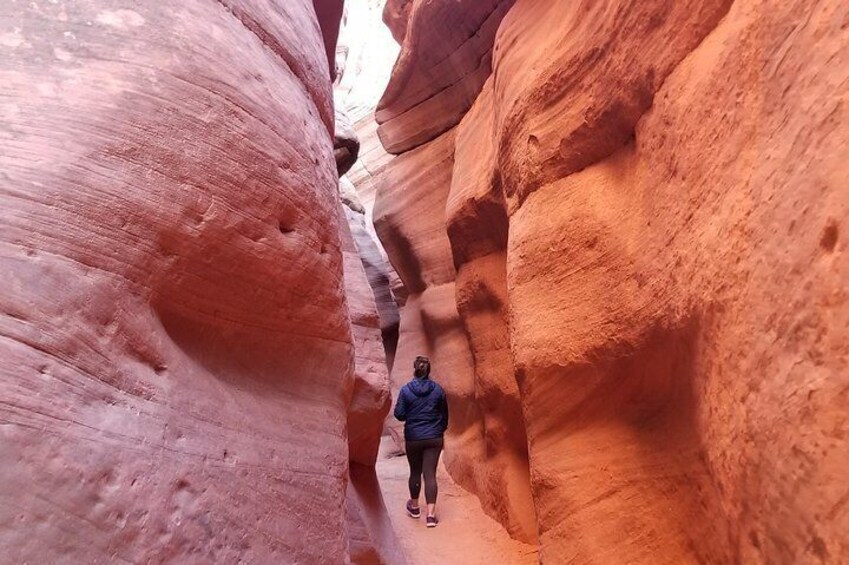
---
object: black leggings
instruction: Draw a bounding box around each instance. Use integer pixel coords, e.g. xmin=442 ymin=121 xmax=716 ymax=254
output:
xmin=405 ymin=437 xmax=444 ymax=504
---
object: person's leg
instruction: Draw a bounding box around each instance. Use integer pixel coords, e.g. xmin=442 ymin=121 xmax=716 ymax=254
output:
xmin=405 ymin=440 xmax=425 ymax=510
xmin=422 ymin=437 xmax=444 ymax=517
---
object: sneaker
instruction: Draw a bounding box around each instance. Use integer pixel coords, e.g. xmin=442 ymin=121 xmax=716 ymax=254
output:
xmin=406 ymin=500 xmax=421 ymax=519
xmin=426 ymin=515 xmax=438 ymax=528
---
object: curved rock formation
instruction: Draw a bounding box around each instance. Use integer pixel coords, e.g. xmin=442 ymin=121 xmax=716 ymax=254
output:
xmin=382 ymin=0 xmax=413 ymax=44
xmin=494 ymin=0 xmax=733 ymax=208
xmin=375 ymin=0 xmax=515 ymax=154
xmin=374 ymin=0 xmax=849 ymax=561
xmin=0 ymin=1 xmax=392 ymax=562
xmin=340 ymin=206 xmax=390 ymax=467
xmin=334 ymin=3 xmax=403 ymax=380
xmin=373 ymin=129 xmax=467 ymax=451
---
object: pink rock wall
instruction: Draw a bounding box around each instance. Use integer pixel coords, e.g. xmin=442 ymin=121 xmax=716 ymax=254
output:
xmin=339 ymin=203 xmax=405 ymax=564
xmin=0 ymin=1 xmax=390 ymax=562
xmin=344 ymin=203 xmax=401 ymax=372
xmin=340 ymin=206 xmax=391 ymax=467
xmin=373 ymin=0 xmax=849 ymax=561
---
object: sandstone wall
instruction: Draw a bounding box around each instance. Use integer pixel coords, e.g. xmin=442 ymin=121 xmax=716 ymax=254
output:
xmin=0 ymin=1 xmax=389 ymax=562
xmin=374 ymin=0 xmax=848 ymax=562
xmin=340 ymin=206 xmax=389 ymax=468
xmin=382 ymin=0 xmax=413 ymax=44
xmin=339 ymin=204 xmax=405 ymax=564
xmin=376 ymin=0 xmax=515 ymax=154
xmin=344 ymin=201 xmax=401 ymax=373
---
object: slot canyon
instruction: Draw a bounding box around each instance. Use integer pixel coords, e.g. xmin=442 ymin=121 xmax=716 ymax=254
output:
xmin=0 ymin=0 xmax=846 ymax=563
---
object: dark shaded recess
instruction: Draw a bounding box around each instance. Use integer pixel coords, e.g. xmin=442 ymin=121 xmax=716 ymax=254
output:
xmin=372 ymin=219 xmax=427 ymax=295
xmin=334 ymin=133 xmax=360 ymax=176
xmin=447 ymin=197 xmax=509 ymax=268
xmin=820 ymin=219 xmax=838 ymax=253
xmin=312 ymin=0 xmax=345 ymax=81
xmin=381 ymin=324 xmax=400 ymax=374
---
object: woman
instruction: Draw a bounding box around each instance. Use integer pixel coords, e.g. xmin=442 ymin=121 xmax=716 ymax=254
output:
xmin=393 ymin=355 xmax=449 ymax=527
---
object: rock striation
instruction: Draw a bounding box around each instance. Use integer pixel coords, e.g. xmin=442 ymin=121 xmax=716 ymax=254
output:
xmin=375 ymin=0 xmax=516 ymax=154
xmin=382 ymin=0 xmax=413 ymax=44
xmin=373 ymin=0 xmax=849 ymax=562
xmin=339 ymin=204 xmax=405 ymax=564
xmin=0 ymin=1 xmax=393 ymax=562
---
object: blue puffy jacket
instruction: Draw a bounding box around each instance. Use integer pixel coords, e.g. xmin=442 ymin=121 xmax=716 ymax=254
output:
xmin=393 ymin=377 xmax=449 ymax=441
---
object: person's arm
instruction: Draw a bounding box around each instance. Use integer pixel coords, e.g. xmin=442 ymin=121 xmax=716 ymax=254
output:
xmin=393 ymin=387 xmax=408 ymax=421
xmin=439 ymin=390 xmax=449 ymax=432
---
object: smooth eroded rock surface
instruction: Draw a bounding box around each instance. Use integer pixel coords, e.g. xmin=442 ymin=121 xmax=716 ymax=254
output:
xmin=340 ymin=203 xmax=406 ymax=564
xmin=373 ymin=0 xmax=849 ymax=561
xmin=381 ymin=0 xmax=413 ymax=44
xmin=340 ymin=207 xmax=390 ymax=467
xmin=375 ymin=0 xmax=515 ymax=154
xmin=344 ymin=203 xmax=401 ymax=372
xmin=0 ymin=1 xmax=387 ymax=562
xmin=372 ymin=129 xmax=463 ymax=450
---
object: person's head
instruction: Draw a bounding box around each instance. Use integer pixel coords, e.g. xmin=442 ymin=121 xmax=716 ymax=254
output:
xmin=413 ymin=355 xmax=431 ymax=379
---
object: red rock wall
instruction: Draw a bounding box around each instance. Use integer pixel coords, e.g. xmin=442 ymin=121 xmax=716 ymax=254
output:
xmin=382 ymin=0 xmax=413 ymax=44
xmin=374 ymin=0 xmax=849 ymax=561
xmin=0 ymin=1 xmax=389 ymax=562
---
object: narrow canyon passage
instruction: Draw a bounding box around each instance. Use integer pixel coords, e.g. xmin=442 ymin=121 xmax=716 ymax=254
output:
xmin=375 ymin=438 xmax=537 ymax=565
xmin=1 ymin=0 xmax=847 ymax=564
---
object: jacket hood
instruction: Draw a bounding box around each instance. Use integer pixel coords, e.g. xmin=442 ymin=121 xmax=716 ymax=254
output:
xmin=408 ymin=377 xmax=435 ymax=397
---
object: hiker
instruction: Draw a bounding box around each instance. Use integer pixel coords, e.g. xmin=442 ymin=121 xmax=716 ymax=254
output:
xmin=393 ymin=355 xmax=449 ymax=528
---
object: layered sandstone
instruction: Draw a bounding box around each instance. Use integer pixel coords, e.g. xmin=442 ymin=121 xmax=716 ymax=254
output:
xmin=375 ymin=0 xmax=515 ymax=154
xmin=382 ymin=0 xmax=413 ymax=44
xmin=373 ymin=130 xmax=468 ymax=450
xmin=339 ymin=205 xmax=389 ymax=468
xmin=347 ymin=116 xmax=396 ymax=229
xmin=339 ymin=204 xmax=405 ymax=564
xmin=0 ymin=1 xmax=390 ymax=562
xmin=344 ymin=201 xmax=401 ymax=372
xmin=374 ymin=0 xmax=849 ymax=562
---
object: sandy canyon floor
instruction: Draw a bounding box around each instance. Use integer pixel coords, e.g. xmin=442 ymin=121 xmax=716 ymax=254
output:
xmin=376 ymin=437 xmax=538 ymax=564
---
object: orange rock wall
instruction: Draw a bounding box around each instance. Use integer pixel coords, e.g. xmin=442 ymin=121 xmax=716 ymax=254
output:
xmin=374 ymin=0 xmax=849 ymax=561
xmin=0 ymin=1 xmax=391 ymax=562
